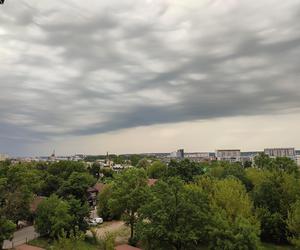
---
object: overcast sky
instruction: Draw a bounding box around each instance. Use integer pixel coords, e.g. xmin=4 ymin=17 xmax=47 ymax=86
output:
xmin=1 ymin=0 xmax=300 ymax=156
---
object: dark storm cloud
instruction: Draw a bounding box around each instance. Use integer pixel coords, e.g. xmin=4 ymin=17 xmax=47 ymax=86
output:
xmin=1 ymin=0 xmax=300 ymax=153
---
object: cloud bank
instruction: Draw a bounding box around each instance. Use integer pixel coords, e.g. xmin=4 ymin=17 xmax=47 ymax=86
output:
xmin=1 ymin=0 xmax=300 ymax=154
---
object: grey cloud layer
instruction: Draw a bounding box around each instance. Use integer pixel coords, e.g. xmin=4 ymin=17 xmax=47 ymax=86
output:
xmin=1 ymin=0 xmax=300 ymax=151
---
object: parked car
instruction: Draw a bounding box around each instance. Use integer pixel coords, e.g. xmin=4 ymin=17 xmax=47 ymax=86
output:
xmin=94 ymin=217 xmax=103 ymax=224
xmin=87 ymin=219 xmax=98 ymax=226
xmin=87 ymin=217 xmax=103 ymax=226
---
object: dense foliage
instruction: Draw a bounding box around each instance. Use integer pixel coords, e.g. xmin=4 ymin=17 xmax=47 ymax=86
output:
xmin=0 ymin=160 xmax=93 ymax=241
xmin=1 ymin=153 xmax=300 ymax=249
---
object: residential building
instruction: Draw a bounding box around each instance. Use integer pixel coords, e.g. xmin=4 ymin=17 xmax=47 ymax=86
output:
xmin=176 ymin=149 xmax=184 ymax=159
xmin=295 ymin=154 xmax=300 ymax=166
xmin=216 ymin=149 xmax=241 ymax=162
xmin=264 ymin=148 xmax=296 ymax=159
xmin=184 ymin=152 xmax=215 ymax=162
xmin=87 ymin=183 xmax=106 ymax=206
xmin=0 ymin=154 xmax=8 ymax=161
xmin=169 ymin=149 xmax=184 ymax=159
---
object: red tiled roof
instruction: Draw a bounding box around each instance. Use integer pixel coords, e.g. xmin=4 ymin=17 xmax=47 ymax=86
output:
xmin=115 ymin=244 xmax=141 ymax=250
xmin=30 ymin=196 xmax=45 ymax=213
xmin=147 ymin=179 xmax=158 ymax=186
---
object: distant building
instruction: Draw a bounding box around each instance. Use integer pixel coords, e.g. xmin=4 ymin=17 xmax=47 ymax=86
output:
xmin=176 ymin=149 xmax=184 ymax=159
xmin=0 ymin=154 xmax=9 ymax=161
xmin=240 ymin=151 xmax=261 ymax=164
xmin=216 ymin=149 xmax=241 ymax=162
xmin=264 ymin=148 xmax=296 ymax=159
xmin=296 ymin=155 xmax=300 ymax=166
xmin=169 ymin=149 xmax=184 ymax=159
xmin=185 ymin=152 xmax=215 ymax=162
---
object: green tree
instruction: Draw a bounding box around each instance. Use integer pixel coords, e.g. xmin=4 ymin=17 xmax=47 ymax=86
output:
xmin=273 ymin=157 xmax=299 ymax=174
xmin=47 ymin=161 xmax=86 ymax=180
xmin=5 ymin=164 xmax=42 ymax=193
xmin=129 ymin=155 xmax=144 ymax=167
xmin=209 ymin=212 xmax=260 ymax=250
xmin=52 ymin=228 xmax=85 ymax=250
xmin=109 ymin=168 xmax=149 ymax=241
xmin=136 ymin=158 xmax=150 ymax=169
xmin=97 ymin=184 xmax=120 ymax=221
xmin=147 ymin=161 xmax=167 ymax=179
xmin=212 ymin=178 xmax=254 ymax=221
xmin=137 ymin=178 xmax=212 ymax=250
xmin=251 ymin=171 xmax=300 ymax=243
xmin=58 ymin=172 xmax=96 ymax=201
xmin=88 ymin=162 xmax=101 ymax=179
xmin=4 ymin=188 xmax=32 ymax=224
xmin=0 ymin=216 xmax=15 ymax=250
xmin=35 ymin=195 xmax=73 ymax=238
xmin=100 ymin=168 xmax=114 ymax=179
xmin=67 ymin=196 xmax=90 ymax=232
xmin=254 ymin=153 xmax=273 ymax=170
xmin=167 ymin=159 xmax=204 ymax=183
xmin=256 ymin=208 xmax=286 ymax=244
xmin=287 ymin=200 xmax=300 ymax=248
xmin=197 ymin=176 xmax=260 ymax=249
xmin=41 ymin=174 xmax=63 ymax=196
xmin=209 ymin=163 xmax=252 ymax=191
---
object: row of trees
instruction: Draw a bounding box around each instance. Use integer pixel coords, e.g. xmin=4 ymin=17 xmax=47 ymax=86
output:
xmin=1 ymin=154 xmax=300 ymax=249
xmin=97 ymin=155 xmax=300 ymax=249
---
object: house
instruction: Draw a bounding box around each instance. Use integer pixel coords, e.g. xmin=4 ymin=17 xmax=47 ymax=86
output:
xmin=87 ymin=183 xmax=106 ymax=206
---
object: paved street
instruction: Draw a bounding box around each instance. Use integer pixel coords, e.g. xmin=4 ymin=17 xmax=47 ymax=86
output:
xmin=3 ymin=226 xmax=39 ymax=249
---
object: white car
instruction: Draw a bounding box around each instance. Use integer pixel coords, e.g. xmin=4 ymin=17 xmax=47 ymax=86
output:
xmin=87 ymin=217 xmax=103 ymax=226
xmin=88 ymin=219 xmax=98 ymax=226
xmin=94 ymin=217 xmax=103 ymax=224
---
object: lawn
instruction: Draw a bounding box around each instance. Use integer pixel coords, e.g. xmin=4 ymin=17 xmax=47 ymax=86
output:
xmin=261 ymin=243 xmax=296 ymax=250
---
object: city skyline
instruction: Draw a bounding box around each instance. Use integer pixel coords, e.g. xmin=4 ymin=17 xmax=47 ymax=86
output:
xmin=1 ymin=0 xmax=300 ymax=156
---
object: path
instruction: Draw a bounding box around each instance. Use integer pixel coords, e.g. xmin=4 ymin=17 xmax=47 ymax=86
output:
xmin=2 ymin=226 xmax=39 ymax=249
xmin=15 ymin=244 xmax=45 ymax=250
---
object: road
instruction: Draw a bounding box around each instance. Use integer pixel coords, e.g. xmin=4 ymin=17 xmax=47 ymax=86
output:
xmin=2 ymin=226 xmax=39 ymax=249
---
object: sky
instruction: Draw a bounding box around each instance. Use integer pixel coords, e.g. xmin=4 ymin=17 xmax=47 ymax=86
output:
xmin=1 ymin=0 xmax=300 ymax=156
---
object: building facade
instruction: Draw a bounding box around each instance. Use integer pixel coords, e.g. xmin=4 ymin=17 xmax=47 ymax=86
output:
xmin=216 ymin=149 xmax=241 ymax=162
xmin=169 ymin=149 xmax=185 ymax=159
xmin=264 ymin=148 xmax=296 ymax=159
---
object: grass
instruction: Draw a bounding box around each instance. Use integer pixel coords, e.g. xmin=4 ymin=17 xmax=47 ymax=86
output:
xmin=28 ymin=237 xmax=51 ymax=249
xmin=260 ymin=243 xmax=296 ymax=250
